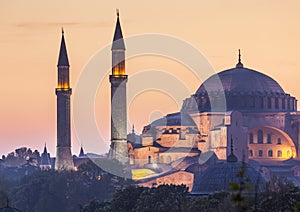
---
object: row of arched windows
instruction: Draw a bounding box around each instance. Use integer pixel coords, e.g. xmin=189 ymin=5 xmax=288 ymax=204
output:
xmin=249 ymin=130 xmax=282 ymax=144
xmin=249 ymin=149 xmax=291 ymax=158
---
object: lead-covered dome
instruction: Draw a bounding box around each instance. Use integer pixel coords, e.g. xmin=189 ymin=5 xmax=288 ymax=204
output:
xmin=191 ymin=161 xmax=266 ymax=194
xmin=181 ymin=54 xmax=297 ymax=113
xmin=196 ymin=67 xmax=285 ymax=95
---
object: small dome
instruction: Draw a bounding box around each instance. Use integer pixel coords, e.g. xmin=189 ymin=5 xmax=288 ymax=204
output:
xmin=192 ymin=162 xmax=266 ymax=194
xmin=151 ymin=112 xmax=197 ymax=127
xmin=196 ymin=67 xmax=285 ymax=95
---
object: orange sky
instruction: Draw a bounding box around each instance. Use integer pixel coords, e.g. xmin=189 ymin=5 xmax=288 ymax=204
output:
xmin=0 ymin=0 xmax=300 ymax=156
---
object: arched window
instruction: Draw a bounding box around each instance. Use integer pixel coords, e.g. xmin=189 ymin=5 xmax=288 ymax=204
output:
xmin=267 ymin=134 xmax=272 ymax=144
xmin=277 ymin=138 xmax=282 ymax=145
xmin=277 ymin=150 xmax=282 ymax=157
xmin=249 ymin=150 xmax=253 ymax=157
xmin=258 ymin=150 xmax=263 ymax=157
xmin=258 ymin=130 xmax=263 ymax=144
xmin=268 ymin=98 xmax=272 ymax=109
xmin=249 ymin=133 xmax=254 ymax=144
xmin=275 ymin=98 xmax=279 ymax=109
xmin=148 ymin=156 xmax=152 ymax=164
xmin=259 ymin=97 xmax=264 ymax=108
xmin=268 ymin=150 xmax=273 ymax=157
xmin=282 ymin=98 xmax=286 ymax=109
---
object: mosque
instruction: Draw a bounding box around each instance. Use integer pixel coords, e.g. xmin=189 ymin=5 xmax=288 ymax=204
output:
xmin=130 ymin=51 xmax=300 ymax=165
xmin=51 ymin=12 xmax=300 ymax=193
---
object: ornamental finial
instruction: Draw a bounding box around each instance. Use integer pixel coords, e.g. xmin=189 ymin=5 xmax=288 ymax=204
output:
xmin=236 ymin=49 xmax=244 ymax=68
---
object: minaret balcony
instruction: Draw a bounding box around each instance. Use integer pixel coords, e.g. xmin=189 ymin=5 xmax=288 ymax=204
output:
xmin=56 ymin=88 xmax=72 ymax=95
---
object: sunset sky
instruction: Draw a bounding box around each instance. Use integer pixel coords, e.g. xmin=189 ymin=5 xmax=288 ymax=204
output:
xmin=0 ymin=0 xmax=300 ymax=156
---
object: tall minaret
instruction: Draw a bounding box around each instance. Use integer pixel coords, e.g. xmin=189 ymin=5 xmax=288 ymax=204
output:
xmin=109 ymin=10 xmax=128 ymax=164
xmin=55 ymin=29 xmax=74 ymax=170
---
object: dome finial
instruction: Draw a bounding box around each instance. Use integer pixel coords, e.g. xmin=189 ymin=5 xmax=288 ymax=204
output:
xmin=132 ymin=124 xmax=135 ymax=133
xmin=227 ymin=135 xmax=238 ymax=163
xmin=62 ymin=27 xmax=64 ymax=35
xmin=236 ymin=49 xmax=244 ymax=68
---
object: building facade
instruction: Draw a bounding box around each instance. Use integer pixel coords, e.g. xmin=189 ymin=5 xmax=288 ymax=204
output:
xmin=129 ymin=51 xmax=300 ymax=167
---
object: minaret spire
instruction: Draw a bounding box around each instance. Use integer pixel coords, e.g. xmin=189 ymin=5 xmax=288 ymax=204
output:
xmin=58 ymin=28 xmax=69 ymax=67
xmin=112 ymin=10 xmax=125 ymax=50
xmin=236 ymin=49 xmax=244 ymax=68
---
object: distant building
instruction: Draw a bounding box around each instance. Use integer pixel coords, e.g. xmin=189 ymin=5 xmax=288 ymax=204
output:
xmin=40 ymin=144 xmax=51 ymax=170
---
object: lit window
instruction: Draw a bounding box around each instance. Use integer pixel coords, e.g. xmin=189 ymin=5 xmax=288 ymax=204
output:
xmin=249 ymin=150 xmax=253 ymax=157
xmin=277 ymin=150 xmax=282 ymax=157
xmin=268 ymin=150 xmax=273 ymax=157
xmin=267 ymin=134 xmax=272 ymax=144
xmin=287 ymin=150 xmax=291 ymax=158
xmin=277 ymin=138 xmax=282 ymax=145
xmin=258 ymin=130 xmax=263 ymax=144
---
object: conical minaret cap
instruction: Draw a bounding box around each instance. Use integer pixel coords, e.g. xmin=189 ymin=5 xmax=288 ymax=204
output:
xmin=58 ymin=28 xmax=70 ymax=66
xmin=112 ymin=9 xmax=125 ymax=50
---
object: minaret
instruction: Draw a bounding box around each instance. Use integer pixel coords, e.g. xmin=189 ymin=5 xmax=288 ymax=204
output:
xmin=109 ymin=10 xmax=128 ymax=164
xmin=55 ymin=29 xmax=74 ymax=170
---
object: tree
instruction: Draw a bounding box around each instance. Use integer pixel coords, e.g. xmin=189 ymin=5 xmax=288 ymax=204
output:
xmin=111 ymin=185 xmax=144 ymax=212
xmin=134 ymin=184 xmax=188 ymax=212
xmin=256 ymin=177 xmax=300 ymax=211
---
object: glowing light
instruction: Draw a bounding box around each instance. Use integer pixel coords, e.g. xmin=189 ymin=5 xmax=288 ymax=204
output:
xmin=132 ymin=169 xmax=156 ymax=180
xmin=113 ymin=65 xmax=125 ymax=76
xmin=74 ymin=166 xmax=78 ymax=171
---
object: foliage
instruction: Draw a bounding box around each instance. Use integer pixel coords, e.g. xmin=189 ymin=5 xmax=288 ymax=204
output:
xmin=111 ymin=185 xmax=144 ymax=212
xmin=80 ymin=199 xmax=111 ymax=212
xmin=84 ymin=184 xmax=189 ymax=212
xmin=255 ymin=176 xmax=300 ymax=212
xmin=134 ymin=184 xmax=188 ymax=212
xmin=5 ymin=160 xmax=131 ymax=212
xmin=229 ymin=161 xmax=251 ymax=211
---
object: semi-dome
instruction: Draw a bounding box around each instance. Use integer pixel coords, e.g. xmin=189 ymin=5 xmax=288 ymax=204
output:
xmin=196 ymin=67 xmax=285 ymax=95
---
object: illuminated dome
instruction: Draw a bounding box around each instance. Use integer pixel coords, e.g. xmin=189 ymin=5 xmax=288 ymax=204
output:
xmin=181 ymin=52 xmax=297 ymax=113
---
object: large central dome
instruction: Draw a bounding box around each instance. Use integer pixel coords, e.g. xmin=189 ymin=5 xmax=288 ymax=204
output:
xmin=196 ymin=67 xmax=285 ymax=95
xmin=181 ymin=57 xmax=297 ymax=113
